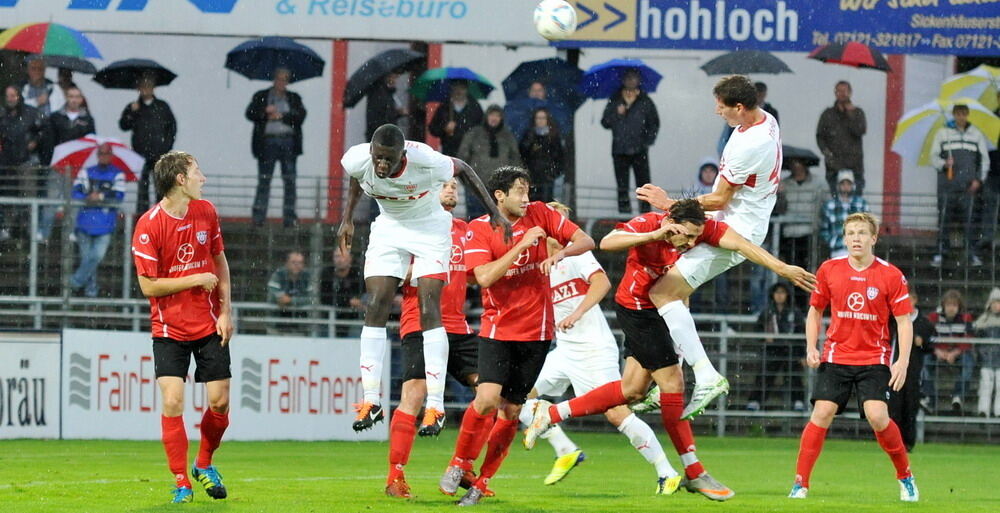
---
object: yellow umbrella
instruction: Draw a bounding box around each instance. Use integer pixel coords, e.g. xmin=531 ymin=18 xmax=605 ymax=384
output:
xmin=939 ymin=64 xmax=999 ymax=111
xmin=892 ymin=97 xmax=998 ymax=167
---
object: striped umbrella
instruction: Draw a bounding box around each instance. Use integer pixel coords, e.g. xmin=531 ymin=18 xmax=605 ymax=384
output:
xmin=939 ymin=64 xmax=1000 ymax=112
xmin=0 ymin=22 xmax=102 ymax=59
xmin=891 ymin=97 xmax=998 ymax=166
xmin=808 ymin=42 xmax=890 ymax=72
xmin=50 ymin=135 xmax=143 ymax=181
xmin=411 ymin=67 xmax=494 ymax=102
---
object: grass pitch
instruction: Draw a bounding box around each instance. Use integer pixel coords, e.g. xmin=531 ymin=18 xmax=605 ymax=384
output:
xmin=2 ymin=431 xmax=998 ymax=512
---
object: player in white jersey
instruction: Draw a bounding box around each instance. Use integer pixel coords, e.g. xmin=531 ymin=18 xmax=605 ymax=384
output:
xmin=636 ymin=75 xmax=785 ymax=420
xmin=338 ymin=124 xmax=511 ymax=434
xmin=518 ymin=203 xmax=682 ymax=493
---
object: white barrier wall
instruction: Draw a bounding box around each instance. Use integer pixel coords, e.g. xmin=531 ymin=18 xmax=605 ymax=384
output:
xmin=0 ymin=332 xmax=61 ymax=439
xmin=60 ymin=329 xmax=388 ymax=441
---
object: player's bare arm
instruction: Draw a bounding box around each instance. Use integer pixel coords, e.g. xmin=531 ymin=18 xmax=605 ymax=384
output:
xmin=805 ymin=305 xmax=823 ymax=368
xmin=337 ymin=177 xmax=364 ymax=254
xmin=635 ymin=184 xmax=674 ymax=211
xmin=473 ymin=226 xmax=546 ymax=288
xmin=557 ymin=270 xmax=610 ymax=332
xmin=599 ymin=223 xmax=689 ymax=252
xmin=137 ymin=273 xmax=218 ymax=298
xmin=540 ymin=229 xmax=596 ymax=275
xmin=452 ymin=158 xmax=513 ymax=242
xmin=717 ymin=229 xmax=817 ymax=292
xmin=695 ymin=177 xmax=739 ymax=211
xmin=888 ymin=313 xmax=913 ymax=391
xmin=213 ymin=252 xmax=234 ymax=346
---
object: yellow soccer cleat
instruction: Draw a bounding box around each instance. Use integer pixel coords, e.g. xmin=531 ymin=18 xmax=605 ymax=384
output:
xmin=656 ymin=475 xmax=682 ymax=495
xmin=543 ymin=449 xmax=585 ymax=485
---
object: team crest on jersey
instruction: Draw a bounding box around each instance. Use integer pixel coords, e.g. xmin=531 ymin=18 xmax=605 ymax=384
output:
xmin=867 ymin=286 xmax=879 ymax=300
xmin=404 ymin=183 xmax=417 ymax=192
xmin=466 ymin=230 xmax=473 ymax=240
xmin=196 ymin=230 xmax=208 ymax=245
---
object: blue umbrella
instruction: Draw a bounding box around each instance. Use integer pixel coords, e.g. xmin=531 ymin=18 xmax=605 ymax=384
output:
xmin=502 ymin=57 xmax=584 ymax=109
xmin=411 ymin=67 xmax=494 ymax=102
xmin=580 ymin=58 xmax=662 ymax=99
xmin=504 ymin=97 xmax=574 ymax=140
xmin=225 ymin=36 xmax=325 ymax=83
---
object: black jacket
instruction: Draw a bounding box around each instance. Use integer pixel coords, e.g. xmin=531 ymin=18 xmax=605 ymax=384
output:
xmin=0 ymin=102 xmax=44 ymax=166
xmin=519 ymin=129 xmax=565 ymax=182
xmin=891 ymin=311 xmax=936 ymax=375
xmin=428 ymin=100 xmax=483 ymax=157
xmin=245 ymin=88 xmax=307 ymax=160
xmin=365 ymin=81 xmax=401 ymax=141
xmin=42 ymin=108 xmax=96 ymax=165
xmin=601 ymin=90 xmax=659 ymax=155
xmin=118 ymin=97 xmax=176 ymax=160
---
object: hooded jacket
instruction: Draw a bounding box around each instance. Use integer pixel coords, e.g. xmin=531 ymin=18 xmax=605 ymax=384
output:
xmin=974 ymin=287 xmax=1000 ymax=368
xmin=930 ymin=121 xmax=991 ymax=191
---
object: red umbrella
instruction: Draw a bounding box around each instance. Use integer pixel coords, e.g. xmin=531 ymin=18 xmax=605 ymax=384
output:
xmin=50 ymin=135 xmax=143 ymax=181
xmin=808 ymin=42 xmax=891 ymax=72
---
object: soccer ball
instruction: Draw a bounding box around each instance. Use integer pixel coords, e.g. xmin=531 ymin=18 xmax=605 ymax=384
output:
xmin=534 ymin=0 xmax=577 ymax=41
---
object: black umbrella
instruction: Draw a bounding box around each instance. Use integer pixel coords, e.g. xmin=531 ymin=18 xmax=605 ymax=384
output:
xmin=40 ymin=54 xmax=97 ymax=74
xmin=344 ymin=48 xmax=425 ymax=108
xmin=700 ymin=50 xmax=791 ymax=76
xmin=94 ymin=59 xmax=176 ymax=89
xmin=502 ymin=57 xmax=585 ymax=109
xmin=225 ymin=36 xmax=325 ymax=83
xmin=781 ymin=145 xmax=821 ymax=169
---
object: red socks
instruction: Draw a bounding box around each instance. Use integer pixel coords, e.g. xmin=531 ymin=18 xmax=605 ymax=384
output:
xmin=387 ymin=410 xmax=417 ymax=484
xmin=451 ymin=404 xmax=493 ymax=469
xmin=476 ymin=417 xmax=519 ymax=488
xmin=795 ymin=421 xmax=828 ymax=488
xmin=549 ymin=380 xmax=626 ymax=423
xmin=195 ymin=409 xmax=229 ymax=469
xmin=161 ymin=415 xmax=191 ymax=488
xmin=875 ymin=420 xmax=912 ymax=479
xmin=660 ymin=393 xmax=705 ymax=479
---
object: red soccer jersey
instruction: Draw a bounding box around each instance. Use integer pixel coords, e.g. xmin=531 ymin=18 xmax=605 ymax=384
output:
xmin=131 ymin=200 xmax=225 ymax=341
xmin=464 ymin=202 xmax=580 ymax=341
xmin=400 ymin=218 xmax=473 ymax=337
xmin=613 ymin=212 xmax=728 ymax=310
xmin=810 ymin=256 xmax=913 ymax=366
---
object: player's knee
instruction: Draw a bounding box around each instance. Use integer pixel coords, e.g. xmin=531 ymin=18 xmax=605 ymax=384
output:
xmin=209 ymin=397 xmax=230 ymax=414
xmin=604 ymin=406 xmax=629 ymax=426
xmin=621 ymin=384 xmax=646 ymax=403
xmin=162 ymin=395 xmax=184 ymax=415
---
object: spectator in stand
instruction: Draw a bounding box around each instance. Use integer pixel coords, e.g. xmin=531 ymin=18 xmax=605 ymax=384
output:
xmin=458 ymin=104 xmax=521 ymax=218
xmin=817 ymin=80 xmax=867 ymax=195
xmin=428 ymin=81 xmax=483 ymax=158
xmin=777 ymin=157 xmax=828 ymax=271
xmin=38 ymin=86 xmax=95 ymax=242
xmin=686 ymin=157 xmax=718 ymax=197
xmin=747 ymin=282 xmax=806 ymax=412
xmin=365 ymin=71 xmax=408 ymax=140
xmin=820 ymin=170 xmax=869 ymax=258
xmin=929 ymin=104 xmax=991 ymax=268
xmin=267 ymin=250 xmax=314 ymax=334
xmin=246 ymin=68 xmax=307 ymax=228
xmin=529 ymin=80 xmax=546 ymax=101
xmin=889 ymin=289 xmax=935 ymax=452
xmin=601 ymin=69 xmax=659 ymax=214
xmin=978 ymin=93 xmax=1000 ymax=260
xmin=519 ymin=107 xmax=565 ymax=204
xmin=923 ymin=289 xmax=975 ymax=415
xmin=20 ymin=56 xmax=64 ymax=118
xmin=320 ymin=249 xmax=364 ymax=338
xmin=974 ymin=287 xmax=1000 ymax=418
xmin=718 ymin=81 xmax=779 ymax=155
xmin=120 ymin=76 xmax=177 ymax=215
xmin=0 ymin=85 xmax=44 ymax=241
xmin=69 ymin=144 xmax=124 ymax=298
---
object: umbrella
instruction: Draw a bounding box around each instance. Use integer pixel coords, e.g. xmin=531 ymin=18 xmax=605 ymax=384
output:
xmin=94 ymin=59 xmax=177 ymax=89
xmin=504 ymin=97 xmax=574 ymax=140
xmin=891 ymin=97 xmax=999 ymax=166
xmin=225 ymin=37 xmax=325 ymax=83
xmin=50 ymin=135 xmax=144 ymax=181
xmin=502 ymin=57 xmax=584 ymax=109
xmin=580 ymin=58 xmax=662 ymax=99
xmin=781 ymin=145 xmax=820 ymax=169
xmin=39 ymin=54 xmax=97 ymax=74
xmin=808 ymin=42 xmax=891 ymax=72
xmin=0 ymin=22 xmax=101 ymax=59
xmin=411 ymin=67 xmax=494 ymax=102
xmin=939 ymin=64 xmax=1000 ymax=112
xmin=344 ymin=48 xmax=425 ymax=108
xmin=700 ymin=50 xmax=792 ymax=76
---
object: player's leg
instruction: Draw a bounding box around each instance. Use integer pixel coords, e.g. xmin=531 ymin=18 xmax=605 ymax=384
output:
xmin=153 ymin=339 xmax=194 ymax=503
xmin=523 ymin=357 xmax=585 ymax=485
xmin=790 ymin=363 xmax=846 ymax=498
xmin=190 ymin=334 xmax=232 ymax=500
xmin=386 ymin=333 xmax=426 ymax=497
xmin=415 ymin=275 xmax=448 ymax=435
xmin=604 ymin=405 xmax=680 ymax=494
xmin=859 ymin=365 xmax=917 ymax=502
xmin=354 ymin=273 xmax=402 ymax=431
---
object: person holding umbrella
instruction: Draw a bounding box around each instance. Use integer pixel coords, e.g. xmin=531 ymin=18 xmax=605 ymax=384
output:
xmin=20 ymin=55 xmax=65 ymax=117
xmin=119 ymin=75 xmax=177 ymax=215
xmin=601 ymin=69 xmax=660 ymax=214
xmin=245 ymin=68 xmax=307 ymax=228
xmin=428 ymin=81 xmax=483 ymax=158
xmin=366 ymin=71 xmax=409 ymax=140
xmin=69 ymin=143 xmax=125 ymax=297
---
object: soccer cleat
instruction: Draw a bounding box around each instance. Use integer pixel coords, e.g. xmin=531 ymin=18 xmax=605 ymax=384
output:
xmin=456 ymin=485 xmax=485 ymax=506
xmin=543 ymin=450 xmax=585 ymax=485
xmin=523 ymin=399 xmax=554 ymax=450
xmin=899 ymin=476 xmax=919 ymax=502
xmin=683 ymin=472 xmax=735 ymax=501
xmin=418 ymin=407 xmax=446 ymax=437
xmin=459 ymin=469 xmax=495 ymax=497
xmin=631 ymin=384 xmax=661 ymax=414
xmin=352 ymin=402 xmax=384 ymax=432
xmin=191 ymin=465 xmax=227 ymax=499
xmin=385 ymin=478 xmax=412 ymax=499
xmin=171 ymin=486 xmax=194 ymax=503
xmin=681 ymin=377 xmax=730 ymax=420
xmin=656 ymin=475 xmax=682 ymax=495
xmin=439 ymin=464 xmax=466 ymax=496
xmin=788 ymin=483 xmax=808 ymax=499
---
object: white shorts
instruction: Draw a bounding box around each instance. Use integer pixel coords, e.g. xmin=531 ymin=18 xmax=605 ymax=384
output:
xmin=534 ymin=344 xmax=621 ymax=397
xmin=674 ymin=244 xmax=747 ymax=290
xmin=364 ymin=211 xmax=451 ymax=280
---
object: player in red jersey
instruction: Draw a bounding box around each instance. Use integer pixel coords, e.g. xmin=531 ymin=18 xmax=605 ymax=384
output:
xmin=384 ymin=178 xmax=483 ymax=498
xmin=524 ymin=199 xmax=814 ymax=501
xmin=439 ymin=167 xmax=595 ymax=506
xmin=131 ymin=151 xmax=234 ymax=504
xmin=788 ymin=212 xmax=918 ymax=501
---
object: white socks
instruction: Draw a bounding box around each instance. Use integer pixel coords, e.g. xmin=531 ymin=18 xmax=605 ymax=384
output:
xmin=422 ymin=327 xmax=449 ymax=411
xmin=521 ymin=398 xmax=578 ymax=457
xmin=618 ymin=413 xmax=678 ymax=478
xmin=657 ymin=300 xmax=721 ymax=384
xmin=359 ymin=326 xmax=387 ymax=405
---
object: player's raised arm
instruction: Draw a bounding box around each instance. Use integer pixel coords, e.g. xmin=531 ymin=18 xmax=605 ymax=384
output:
xmin=889 ymin=313 xmax=913 ymax=391
xmin=716 ymin=229 xmax=817 ymax=292
xmin=805 ymin=305 xmax=823 ymax=368
xmin=452 ymin=157 xmax=513 ymax=242
xmin=541 ymin=228 xmax=594 ymax=275
xmin=694 ymin=177 xmax=739 ymax=211
xmin=600 ymin=222 xmax=689 ymax=252
xmin=337 ymin=177 xmax=363 ymax=254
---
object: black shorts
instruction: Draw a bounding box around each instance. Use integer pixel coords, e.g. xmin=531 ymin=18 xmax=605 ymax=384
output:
xmin=812 ymin=363 xmax=891 ymax=415
xmin=477 ymin=338 xmax=550 ymax=405
xmin=615 ymin=303 xmax=680 ymax=371
xmin=400 ymin=331 xmax=480 ymax=386
xmin=153 ymin=333 xmax=231 ymax=383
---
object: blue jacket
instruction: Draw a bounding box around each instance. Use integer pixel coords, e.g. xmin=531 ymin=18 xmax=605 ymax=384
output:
xmin=73 ymin=164 xmax=125 ymax=236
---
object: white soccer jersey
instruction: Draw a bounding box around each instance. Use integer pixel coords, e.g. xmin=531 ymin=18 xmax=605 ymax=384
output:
xmin=549 ymin=251 xmax=617 ymax=351
xmin=715 ymin=110 xmax=781 ymax=244
xmin=341 ymin=140 xmax=454 ymax=221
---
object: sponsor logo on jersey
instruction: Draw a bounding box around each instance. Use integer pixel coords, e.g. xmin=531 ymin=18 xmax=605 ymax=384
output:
xmin=450 ymin=245 xmax=463 ymax=264
xmin=847 ymin=292 xmax=865 ymax=312
xmin=176 ymin=223 xmax=193 ymax=232
xmin=177 ymin=243 xmax=195 ymax=264
xmin=139 ymin=233 xmax=150 ymax=244
xmin=196 ymin=230 xmax=208 ymax=245
xmin=867 ymin=286 xmax=879 ymax=300
xmin=513 ymin=249 xmax=531 ymax=267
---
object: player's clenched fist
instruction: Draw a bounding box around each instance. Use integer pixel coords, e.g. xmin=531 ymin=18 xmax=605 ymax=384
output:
xmin=196 ymin=272 xmax=219 ymax=292
xmin=519 ymin=226 xmax=547 ymax=248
